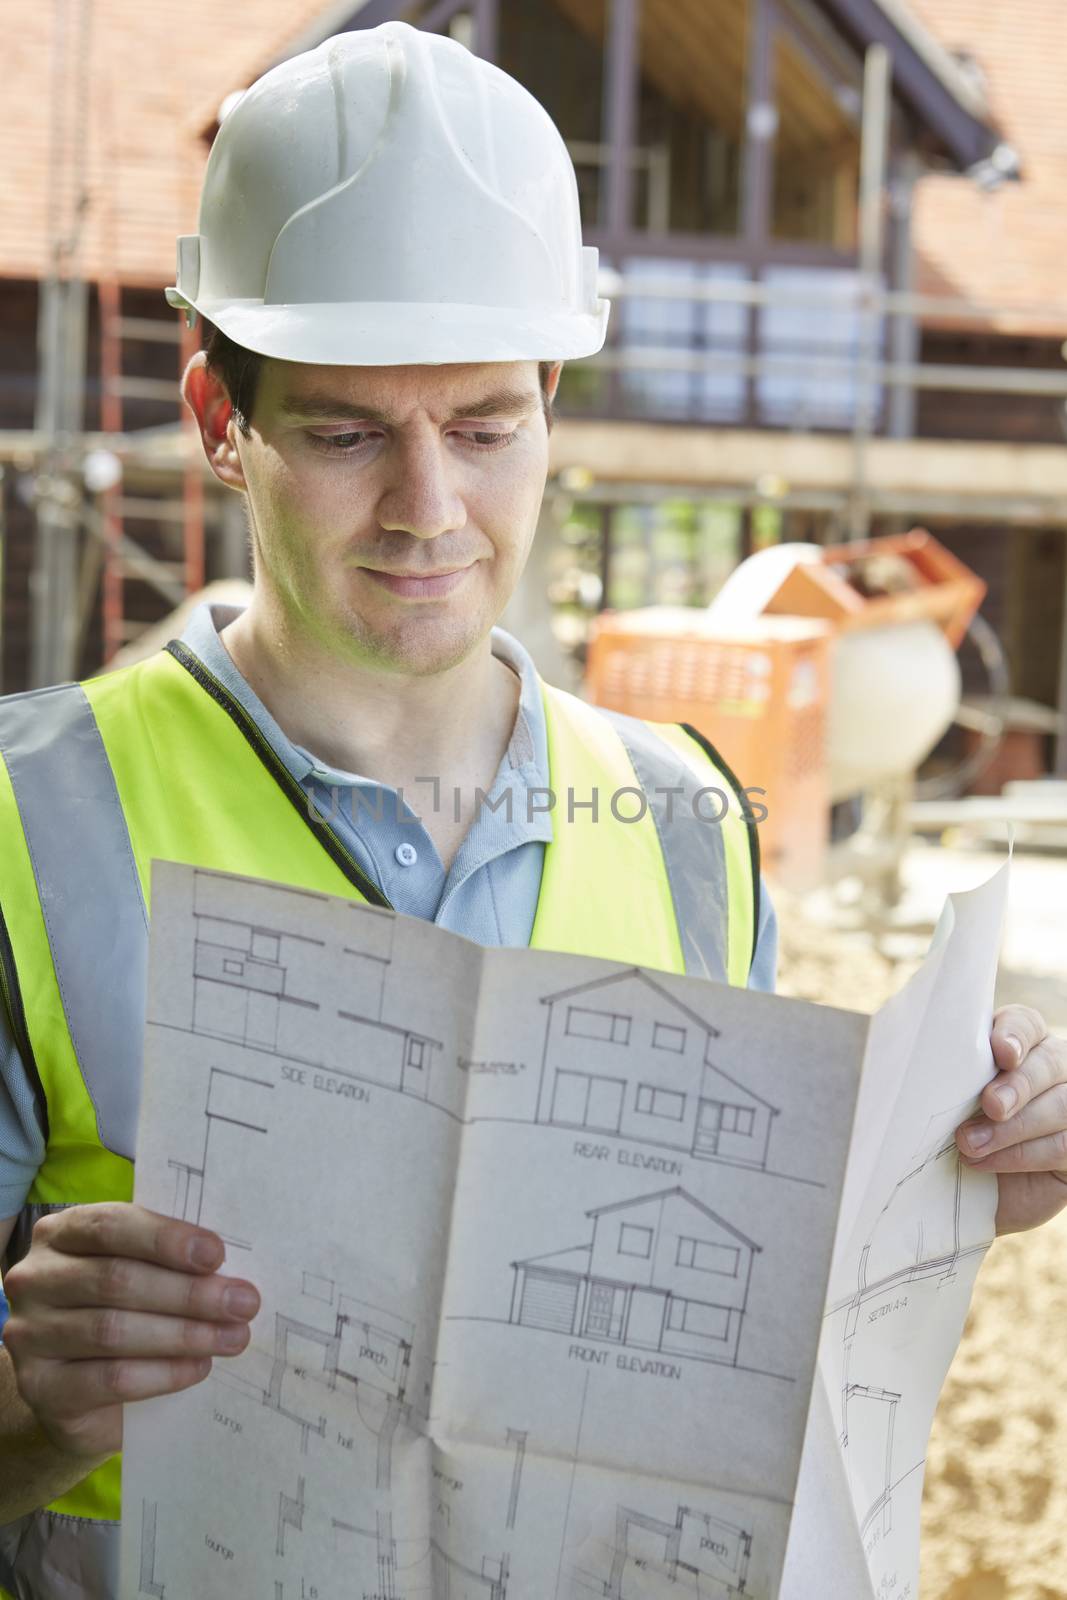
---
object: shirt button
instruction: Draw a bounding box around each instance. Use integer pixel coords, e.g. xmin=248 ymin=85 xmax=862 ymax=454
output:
xmin=394 ymin=842 xmax=419 ymax=867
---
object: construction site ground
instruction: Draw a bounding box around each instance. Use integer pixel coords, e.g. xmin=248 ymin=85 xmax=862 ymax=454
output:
xmin=776 ymin=840 xmax=1067 ymax=1600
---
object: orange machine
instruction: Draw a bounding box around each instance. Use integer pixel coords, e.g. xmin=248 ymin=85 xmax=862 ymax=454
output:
xmin=584 ymin=530 xmax=985 ymax=890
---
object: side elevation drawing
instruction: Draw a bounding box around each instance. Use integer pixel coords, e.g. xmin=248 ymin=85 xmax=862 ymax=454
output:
xmin=573 ymin=1503 xmax=752 ymax=1600
xmin=168 ymin=1067 xmax=273 ymax=1249
xmin=509 ymin=1187 xmax=760 ymax=1368
xmin=535 ymin=970 xmax=778 ymax=1170
xmin=186 ymin=870 xmax=451 ymax=1113
xmin=190 ymin=882 xmax=324 ymax=1064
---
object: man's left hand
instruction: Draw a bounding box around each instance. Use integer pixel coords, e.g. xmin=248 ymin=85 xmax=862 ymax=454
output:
xmin=956 ymin=1003 xmax=1067 ymax=1236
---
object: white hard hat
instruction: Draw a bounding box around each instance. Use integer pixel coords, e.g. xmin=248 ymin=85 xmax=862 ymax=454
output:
xmin=166 ymin=22 xmax=611 ymax=366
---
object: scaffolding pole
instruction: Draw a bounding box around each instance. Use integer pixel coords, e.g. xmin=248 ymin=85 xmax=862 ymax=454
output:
xmin=29 ymin=0 xmax=92 ymax=689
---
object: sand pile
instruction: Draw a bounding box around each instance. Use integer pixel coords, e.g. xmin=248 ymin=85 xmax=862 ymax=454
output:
xmin=774 ymin=887 xmax=1067 ymax=1600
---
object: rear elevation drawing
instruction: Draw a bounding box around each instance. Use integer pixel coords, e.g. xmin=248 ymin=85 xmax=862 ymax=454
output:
xmin=185 ymin=869 xmax=449 ymax=1111
xmin=509 ymin=1188 xmax=760 ymax=1367
xmin=535 ymin=970 xmax=778 ymax=1170
xmin=573 ymin=1503 xmax=752 ymax=1599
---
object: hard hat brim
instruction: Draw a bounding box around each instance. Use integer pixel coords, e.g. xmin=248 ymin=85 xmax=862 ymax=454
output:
xmin=187 ymin=297 xmax=611 ymax=367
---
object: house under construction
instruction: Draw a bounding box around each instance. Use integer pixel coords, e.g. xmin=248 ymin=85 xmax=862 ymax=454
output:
xmin=1 ymin=0 xmax=1065 ymax=770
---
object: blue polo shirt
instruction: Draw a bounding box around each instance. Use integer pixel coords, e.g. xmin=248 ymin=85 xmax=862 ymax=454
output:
xmin=0 ymin=604 xmax=778 ymax=1221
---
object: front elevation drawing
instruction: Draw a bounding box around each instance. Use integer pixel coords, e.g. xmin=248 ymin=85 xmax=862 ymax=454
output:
xmin=536 ymin=970 xmax=778 ymax=1171
xmin=510 ymin=1188 xmax=760 ymax=1367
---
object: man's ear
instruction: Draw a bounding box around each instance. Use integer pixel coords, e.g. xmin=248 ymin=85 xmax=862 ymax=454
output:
xmin=545 ymin=361 xmax=564 ymax=403
xmin=181 ymin=352 xmax=247 ymax=492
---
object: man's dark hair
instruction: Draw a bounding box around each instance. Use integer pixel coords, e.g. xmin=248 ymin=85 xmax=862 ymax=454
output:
xmin=203 ymin=324 xmax=558 ymax=436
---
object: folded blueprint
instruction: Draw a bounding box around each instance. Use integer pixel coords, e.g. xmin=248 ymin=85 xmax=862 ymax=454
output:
xmin=120 ymin=858 xmax=1008 ymax=1599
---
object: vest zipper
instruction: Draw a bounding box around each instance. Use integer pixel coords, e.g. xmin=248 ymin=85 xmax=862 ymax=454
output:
xmin=0 ymin=902 xmax=50 ymax=1142
xmin=164 ymin=641 xmax=394 ymax=911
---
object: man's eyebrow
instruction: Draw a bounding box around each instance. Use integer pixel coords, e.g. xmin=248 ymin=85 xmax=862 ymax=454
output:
xmin=278 ymin=387 xmax=542 ymax=424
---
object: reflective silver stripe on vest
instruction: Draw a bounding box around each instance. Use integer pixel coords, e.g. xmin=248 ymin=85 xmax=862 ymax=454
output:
xmin=0 ymin=685 xmax=147 ymax=1161
xmin=601 ymin=710 xmax=731 ymax=983
xmin=0 ymin=1507 xmax=119 ymax=1600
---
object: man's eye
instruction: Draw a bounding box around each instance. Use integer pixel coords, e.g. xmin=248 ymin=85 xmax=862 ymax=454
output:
xmin=458 ymin=430 xmax=518 ymax=450
xmin=309 ymin=430 xmax=375 ymax=452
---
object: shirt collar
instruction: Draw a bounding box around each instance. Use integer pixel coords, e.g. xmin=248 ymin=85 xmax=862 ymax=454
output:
xmin=177 ymin=601 xmax=552 ymax=827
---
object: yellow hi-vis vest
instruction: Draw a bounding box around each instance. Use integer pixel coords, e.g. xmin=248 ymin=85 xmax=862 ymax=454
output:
xmin=0 ymin=639 xmax=759 ymax=1600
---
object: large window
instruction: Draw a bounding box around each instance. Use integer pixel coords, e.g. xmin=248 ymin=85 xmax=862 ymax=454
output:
xmin=566 ymin=1005 xmax=631 ymax=1045
xmin=676 ymin=1237 xmax=740 ymax=1277
xmin=635 ymin=1084 xmax=686 ymax=1121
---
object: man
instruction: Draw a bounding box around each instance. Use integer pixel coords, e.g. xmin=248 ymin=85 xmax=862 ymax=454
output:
xmin=0 ymin=21 xmax=1063 ymax=1600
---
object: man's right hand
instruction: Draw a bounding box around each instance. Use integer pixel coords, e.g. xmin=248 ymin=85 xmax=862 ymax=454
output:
xmin=2 ymin=1202 xmax=260 ymax=1461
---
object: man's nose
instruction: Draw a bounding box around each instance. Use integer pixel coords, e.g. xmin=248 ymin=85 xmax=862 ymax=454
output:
xmin=376 ymin=431 xmax=467 ymax=542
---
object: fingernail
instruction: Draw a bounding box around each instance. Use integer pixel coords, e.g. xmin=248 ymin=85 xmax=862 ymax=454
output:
xmin=188 ymin=1236 xmax=221 ymax=1269
xmin=1004 ymin=1034 xmax=1023 ymax=1063
xmin=966 ymin=1122 xmax=994 ymax=1150
xmin=994 ymin=1085 xmax=1017 ymax=1115
xmin=217 ymin=1322 xmax=249 ymax=1351
xmin=223 ymin=1285 xmax=260 ymax=1319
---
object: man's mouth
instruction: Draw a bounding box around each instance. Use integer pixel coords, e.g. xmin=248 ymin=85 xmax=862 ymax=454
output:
xmin=361 ymin=565 xmax=474 ymax=598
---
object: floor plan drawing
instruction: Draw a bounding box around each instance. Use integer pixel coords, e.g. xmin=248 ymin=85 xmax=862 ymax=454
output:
xmin=535 ymin=970 xmax=779 ymax=1171
xmin=505 ymin=1429 xmax=527 ymax=1531
xmin=138 ymin=1500 xmax=165 ymax=1598
xmin=573 ymin=1503 xmax=753 ymax=1600
xmin=329 ymin=1519 xmax=510 ymax=1600
xmin=332 ymin=1511 xmax=400 ymax=1598
xmin=431 ymin=1540 xmax=510 ymax=1599
xmin=276 ymin=1476 xmax=305 ymax=1558
xmin=218 ymin=1289 xmax=415 ymax=1480
xmin=168 ymin=1066 xmax=274 ymax=1249
xmin=509 ymin=1187 xmax=760 ymax=1368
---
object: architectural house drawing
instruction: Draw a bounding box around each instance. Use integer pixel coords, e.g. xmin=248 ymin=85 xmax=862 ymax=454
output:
xmin=168 ymin=1067 xmax=273 ymax=1249
xmin=536 ymin=971 xmax=778 ymax=1170
xmin=138 ymin=1500 xmax=165 ymax=1598
xmin=276 ymin=1475 xmax=305 ymax=1559
xmin=267 ymin=1293 xmax=413 ymax=1482
xmin=573 ymin=1503 xmax=752 ymax=1599
xmin=185 ymin=872 xmax=450 ymax=1111
xmin=844 ymin=1383 xmax=900 ymax=1538
xmin=192 ymin=909 xmax=323 ymax=1063
xmin=510 ymin=1188 xmax=760 ymax=1367
xmin=827 ymin=1135 xmax=987 ymax=1542
xmin=329 ymin=1521 xmax=509 ymax=1600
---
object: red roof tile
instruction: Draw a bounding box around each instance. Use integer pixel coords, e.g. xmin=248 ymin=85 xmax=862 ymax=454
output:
xmin=2 ymin=2 xmax=1062 ymax=337
xmin=906 ymin=0 xmax=1067 ymax=334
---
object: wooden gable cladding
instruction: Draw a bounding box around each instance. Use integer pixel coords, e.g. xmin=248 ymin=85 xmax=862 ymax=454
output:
xmin=553 ymin=0 xmax=748 ymax=137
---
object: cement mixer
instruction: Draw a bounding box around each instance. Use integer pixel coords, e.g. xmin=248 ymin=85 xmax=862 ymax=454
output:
xmin=585 ymin=531 xmax=989 ymax=891
xmin=704 ymin=539 xmax=975 ymax=804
